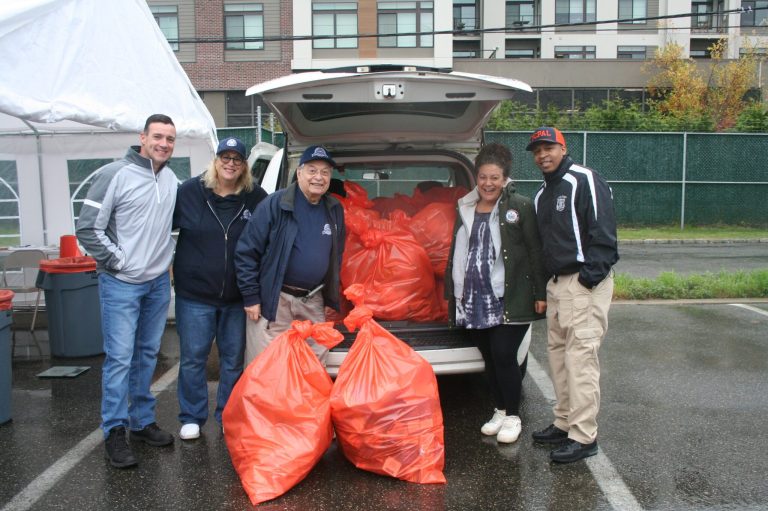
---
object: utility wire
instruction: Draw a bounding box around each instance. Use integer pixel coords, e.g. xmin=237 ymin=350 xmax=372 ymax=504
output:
xmin=165 ymin=7 xmax=768 ymax=45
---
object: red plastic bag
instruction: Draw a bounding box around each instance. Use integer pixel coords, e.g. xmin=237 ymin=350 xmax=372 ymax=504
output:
xmin=341 ymin=213 xmax=440 ymax=322
xmin=342 ymin=180 xmax=374 ymax=209
xmin=330 ymin=284 xmax=446 ymax=484
xmin=392 ymin=202 xmax=457 ymax=277
xmin=222 ymin=321 xmax=343 ymax=505
xmin=410 ymin=185 xmax=469 ymax=212
xmin=371 ymin=193 xmax=419 ymax=218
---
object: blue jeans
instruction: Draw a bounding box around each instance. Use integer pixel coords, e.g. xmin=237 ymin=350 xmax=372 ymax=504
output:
xmin=99 ymin=272 xmax=171 ymax=436
xmin=175 ymin=295 xmax=245 ymax=425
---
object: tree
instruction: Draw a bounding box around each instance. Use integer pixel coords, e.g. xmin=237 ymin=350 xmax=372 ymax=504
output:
xmin=706 ymin=39 xmax=759 ymax=130
xmin=644 ymin=39 xmax=759 ymax=131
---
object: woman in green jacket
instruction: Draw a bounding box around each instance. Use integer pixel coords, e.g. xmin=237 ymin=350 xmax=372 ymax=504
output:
xmin=445 ymin=143 xmax=548 ymax=444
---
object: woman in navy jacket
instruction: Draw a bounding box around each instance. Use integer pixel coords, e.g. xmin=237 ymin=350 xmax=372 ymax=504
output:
xmin=173 ymin=137 xmax=267 ymax=440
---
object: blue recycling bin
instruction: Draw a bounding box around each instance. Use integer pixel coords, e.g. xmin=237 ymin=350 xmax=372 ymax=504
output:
xmin=36 ymin=257 xmax=103 ymax=358
xmin=0 ymin=291 xmax=13 ymax=424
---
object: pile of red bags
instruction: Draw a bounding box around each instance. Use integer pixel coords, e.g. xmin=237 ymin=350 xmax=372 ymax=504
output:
xmin=330 ymin=284 xmax=446 ymax=484
xmin=334 ymin=180 xmax=467 ymax=323
xmin=224 ymin=307 xmax=447 ymax=503
xmin=342 ymin=213 xmax=441 ymax=322
xmin=222 ymin=321 xmax=343 ymax=505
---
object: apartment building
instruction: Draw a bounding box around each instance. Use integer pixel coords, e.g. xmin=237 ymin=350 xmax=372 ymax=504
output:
xmin=147 ymin=0 xmax=768 ymax=125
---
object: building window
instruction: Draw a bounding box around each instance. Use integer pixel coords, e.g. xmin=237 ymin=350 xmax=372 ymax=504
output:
xmin=453 ymin=0 xmax=477 ymax=31
xmin=227 ymin=91 xmax=269 ymax=127
xmin=378 ymin=1 xmax=433 ymax=48
xmin=313 ymin=3 xmax=358 ymax=48
xmin=506 ymin=48 xmax=535 ymax=58
xmin=506 ymin=1 xmax=535 ymax=27
xmin=741 ymin=1 xmax=768 ymax=27
xmin=555 ymin=0 xmax=595 ymax=24
xmin=555 ymin=45 xmax=596 ymax=59
xmin=224 ymin=3 xmax=264 ymax=50
xmin=618 ymin=0 xmax=646 ymax=24
xmin=692 ymin=0 xmax=712 ymax=29
xmin=617 ymin=45 xmax=647 ymax=59
xmin=150 ymin=5 xmax=179 ymax=50
xmin=453 ymin=50 xmax=478 ymax=57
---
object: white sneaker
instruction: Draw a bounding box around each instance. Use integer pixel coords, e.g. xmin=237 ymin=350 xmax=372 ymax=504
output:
xmin=179 ymin=423 xmax=200 ymax=440
xmin=480 ymin=408 xmax=507 ymax=436
xmin=496 ymin=415 xmax=522 ymax=444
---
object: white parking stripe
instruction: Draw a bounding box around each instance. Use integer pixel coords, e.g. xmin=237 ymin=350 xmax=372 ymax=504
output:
xmin=1 ymin=363 xmax=180 ymax=511
xmin=527 ymin=354 xmax=644 ymax=511
xmin=730 ymin=303 xmax=768 ymax=318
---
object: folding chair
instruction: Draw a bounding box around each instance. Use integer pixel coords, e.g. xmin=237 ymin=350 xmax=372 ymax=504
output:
xmin=1 ymin=249 xmax=46 ymax=357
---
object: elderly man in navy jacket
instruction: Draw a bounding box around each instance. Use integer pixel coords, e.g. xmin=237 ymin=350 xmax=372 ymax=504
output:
xmin=235 ymin=146 xmax=345 ymax=365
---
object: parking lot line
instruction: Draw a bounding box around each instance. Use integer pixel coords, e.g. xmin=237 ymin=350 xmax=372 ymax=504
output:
xmin=730 ymin=303 xmax=768 ymax=318
xmin=527 ymin=354 xmax=644 ymax=511
xmin=1 ymin=363 xmax=180 ymax=511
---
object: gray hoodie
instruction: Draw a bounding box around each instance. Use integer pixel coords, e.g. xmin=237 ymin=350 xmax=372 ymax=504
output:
xmin=76 ymin=146 xmax=177 ymax=284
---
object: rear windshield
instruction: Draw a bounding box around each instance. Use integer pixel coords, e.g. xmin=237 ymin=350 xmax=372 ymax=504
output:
xmin=297 ymin=101 xmax=472 ymax=122
xmin=334 ymin=161 xmax=472 ymax=199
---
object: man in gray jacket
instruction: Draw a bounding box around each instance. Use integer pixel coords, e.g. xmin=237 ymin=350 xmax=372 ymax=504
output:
xmin=76 ymin=114 xmax=178 ymax=468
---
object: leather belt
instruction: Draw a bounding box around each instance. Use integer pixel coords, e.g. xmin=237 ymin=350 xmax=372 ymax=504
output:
xmin=281 ymin=285 xmax=310 ymax=297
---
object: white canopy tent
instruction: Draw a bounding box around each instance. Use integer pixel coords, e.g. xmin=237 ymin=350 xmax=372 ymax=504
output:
xmin=0 ymin=0 xmax=217 ymax=246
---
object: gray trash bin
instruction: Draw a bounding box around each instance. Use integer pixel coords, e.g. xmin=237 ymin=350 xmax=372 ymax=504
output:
xmin=1 ymin=291 xmax=13 ymax=424
xmin=36 ymin=258 xmax=103 ymax=358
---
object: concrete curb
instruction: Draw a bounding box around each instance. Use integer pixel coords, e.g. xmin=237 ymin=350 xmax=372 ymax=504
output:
xmin=613 ymin=297 xmax=768 ymax=305
xmin=620 ymin=238 xmax=768 ymax=245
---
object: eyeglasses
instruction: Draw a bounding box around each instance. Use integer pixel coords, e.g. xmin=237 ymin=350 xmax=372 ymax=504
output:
xmin=301 ymin=165 xmax=332 ymax=178
xmin=219 ymin=155 xmax=244 ymax=165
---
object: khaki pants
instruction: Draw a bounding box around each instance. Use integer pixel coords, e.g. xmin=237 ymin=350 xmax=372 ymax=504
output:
xmin=546 ymin=272 xmax=613 ymax=444
xmin=244 ymin=291 xmax=327 ymax=366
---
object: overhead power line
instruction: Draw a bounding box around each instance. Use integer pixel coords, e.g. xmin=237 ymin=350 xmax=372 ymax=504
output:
xmin=166 ymin=7 xmax=768 ymax=45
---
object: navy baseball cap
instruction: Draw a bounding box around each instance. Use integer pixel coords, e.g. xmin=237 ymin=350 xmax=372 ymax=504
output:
xmin=299 ymin=145 xmax=337 ymax=168
xmin=526 ymin=127 xmax=567 ymax=151
xmin=216 ymin=137 xmax=247 ymax=159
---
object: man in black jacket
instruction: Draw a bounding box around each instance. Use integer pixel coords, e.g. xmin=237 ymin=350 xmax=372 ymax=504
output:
xmin=527 ymin=127 xmax=619 ymax=463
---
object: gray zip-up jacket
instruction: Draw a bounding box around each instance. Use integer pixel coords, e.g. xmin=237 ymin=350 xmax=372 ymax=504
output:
xmin=76 ymin=146 xmax=177 ymax=284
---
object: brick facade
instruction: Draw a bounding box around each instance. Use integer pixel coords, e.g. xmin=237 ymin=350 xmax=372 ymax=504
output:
xmin=180 ymin=0 xmax=293 ymax=91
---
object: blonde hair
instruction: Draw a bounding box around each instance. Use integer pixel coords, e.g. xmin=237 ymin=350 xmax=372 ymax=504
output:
xmin=202 ymin=155 xmax=254 ymax=193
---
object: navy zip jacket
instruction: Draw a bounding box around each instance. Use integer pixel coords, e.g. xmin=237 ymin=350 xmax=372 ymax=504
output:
xmin=173 ymin=175 xmax=267 ymax=305
xmin=234 ymin=182 xmax=345 ymax=322
xmin=533 ymin=155 xmax=619 ymax=288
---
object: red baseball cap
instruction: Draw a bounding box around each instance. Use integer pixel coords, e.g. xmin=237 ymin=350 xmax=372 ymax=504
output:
xmin=526 ymin=127 xmax=567 ymax=151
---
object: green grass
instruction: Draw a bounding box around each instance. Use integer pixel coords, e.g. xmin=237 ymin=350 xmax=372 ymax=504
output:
xmin=614 ymin=270 xmax=768 ymax=300
xmin=618 ymin=225 xmax=768 ymax=240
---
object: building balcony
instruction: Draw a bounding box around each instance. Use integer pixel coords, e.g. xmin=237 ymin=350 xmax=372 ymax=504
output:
xmin=691 ymin=15 xmax=727 ymax=34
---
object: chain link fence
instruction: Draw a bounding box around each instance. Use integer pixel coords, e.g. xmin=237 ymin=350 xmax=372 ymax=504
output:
xmin=217 ymin=127 xmax=767 ymax=227
xmin=487 ymin=131 xmax=768 ymax=227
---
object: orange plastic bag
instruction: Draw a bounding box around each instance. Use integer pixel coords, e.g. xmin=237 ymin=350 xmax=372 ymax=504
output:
xmin=222 ymin=321 xmax=343 ymax=505
xmin=392 ymin=202 xmax=457 ymax=277
xmin=410 ymin=185 xmax=469 ymax=212
xmin=341 ymin=212 xmax=440 ymax=322
xmin=371 ymin=193 xmax=419 ymax=218
xmin=330 ymin=284 xmax=446 ymax=484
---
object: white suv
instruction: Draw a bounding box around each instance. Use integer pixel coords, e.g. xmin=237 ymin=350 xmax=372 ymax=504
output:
xmin=248 ymin=65 xmax=533 ymax=376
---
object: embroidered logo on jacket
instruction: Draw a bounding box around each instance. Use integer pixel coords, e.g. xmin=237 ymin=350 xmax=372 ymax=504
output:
xmin=322 ymin=223 xmax=332 ymax=235
xmin=242 ymin=210 xmax=252 ymax=221
xmin=556 ymin=195 xmax=567 ymax=212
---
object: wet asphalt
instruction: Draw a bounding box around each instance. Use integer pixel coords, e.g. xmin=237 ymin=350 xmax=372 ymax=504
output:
xmin=1 ymin=242 xmax=767 ymax=511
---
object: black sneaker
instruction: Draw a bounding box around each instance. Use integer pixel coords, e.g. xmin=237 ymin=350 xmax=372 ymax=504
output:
xmin=550 ymin=439 xmax=598 ymax=463
xmin=532 ymin=423 xmax=568 ymax=444
xmin=131 ymin=422 xmax=174 ymax=447
xmin=104 ymin=426 xmax=138 ymax=468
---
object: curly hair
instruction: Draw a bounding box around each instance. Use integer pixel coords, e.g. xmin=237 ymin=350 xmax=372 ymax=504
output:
xmin=474 ymin=142 xmax=512 ymax=178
